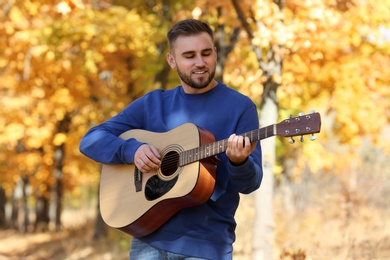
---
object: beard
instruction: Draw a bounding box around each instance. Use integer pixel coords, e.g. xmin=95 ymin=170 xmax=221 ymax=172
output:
xmin=176 ymin=66 xmax=216 ymax=90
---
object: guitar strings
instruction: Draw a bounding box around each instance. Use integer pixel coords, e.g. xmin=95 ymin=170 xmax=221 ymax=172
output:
xmin=156 ymin=127 xmax=270 ymax=173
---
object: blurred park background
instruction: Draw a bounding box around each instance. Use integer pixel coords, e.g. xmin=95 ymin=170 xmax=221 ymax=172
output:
xmin=1 ymin=0 xmax=390 ymax=259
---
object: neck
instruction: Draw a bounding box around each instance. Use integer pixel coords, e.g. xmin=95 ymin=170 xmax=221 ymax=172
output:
xmin=181 ymin=80 xmax=218 ymax=94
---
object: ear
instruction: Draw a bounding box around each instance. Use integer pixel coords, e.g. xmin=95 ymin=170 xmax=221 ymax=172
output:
xmin=166 ymin=53 xmax=176 ymax=69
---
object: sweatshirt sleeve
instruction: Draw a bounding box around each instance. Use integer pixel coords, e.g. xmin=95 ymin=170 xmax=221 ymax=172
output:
xmin=227 ymin=146 xmax=263 ymax=194
xmin=226 ymin=103 xmax=263 ymax=194
xmin=79 ymin=98 xmax=145 ymax=165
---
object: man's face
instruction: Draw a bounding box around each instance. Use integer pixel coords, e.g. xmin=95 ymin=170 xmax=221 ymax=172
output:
xmin=167 ymin=32 xmax=217 ymax=93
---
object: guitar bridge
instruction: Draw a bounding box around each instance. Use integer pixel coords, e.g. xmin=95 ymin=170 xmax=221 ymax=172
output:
xmin=134 ymin=167 xmax=142 ymax=192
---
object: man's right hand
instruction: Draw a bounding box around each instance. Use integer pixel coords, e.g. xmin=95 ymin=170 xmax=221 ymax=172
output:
xmin=134 ymin=144 xmax=161 ymax=173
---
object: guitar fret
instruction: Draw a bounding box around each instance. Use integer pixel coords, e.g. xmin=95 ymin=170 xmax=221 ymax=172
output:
xmin=185 ymin=150 xmax=189 ymax=164
xmin=268 ymin=125 xmax=274 ymax=137
xmin=181 ymin=123 xmax=282 ymax=167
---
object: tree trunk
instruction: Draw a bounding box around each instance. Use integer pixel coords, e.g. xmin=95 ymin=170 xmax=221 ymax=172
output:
xmin=0 ymin=186 xmax=7 ymax=228
xmin=93 ymin=196 xmax=108 ymax=240
xmin=231 ymin=0 xmax=284 ymax=258
xmin=21 ymin=176 xmax=29 ymax=233
xmin=34 ymin=194 xmax=50 ymax=232
xmin=52 ymin=144 xmax=64 ymax=232
xmin=93 ymin=169 xmax=108 ymax=240
xmin=51 ymin=113 xmax=71 ymax=232
xmin=10 ymin=188 xmax=19 ymax=230
xmin=253 ymin=87 xmax=278 ymax=259
xmin=9 ymin=177 xmax=30 ymax=232
xmin=214 ymin=7 xmax=241 ymax=82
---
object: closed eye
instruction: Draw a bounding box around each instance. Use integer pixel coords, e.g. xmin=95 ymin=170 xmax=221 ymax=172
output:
xmin=182 ymin=49 xmax=213 ymax=59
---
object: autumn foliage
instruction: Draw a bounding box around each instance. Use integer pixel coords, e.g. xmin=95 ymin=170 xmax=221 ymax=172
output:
xmin=0 ymin=0 xmax=389 ymax=258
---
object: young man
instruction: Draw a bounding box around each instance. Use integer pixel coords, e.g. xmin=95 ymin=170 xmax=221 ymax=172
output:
xmin=80 ymin=19 xmax=263 ymax=259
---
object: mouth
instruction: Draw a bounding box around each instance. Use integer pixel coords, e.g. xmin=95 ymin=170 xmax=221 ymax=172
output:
xmin=193 ymin=70 xmax=207 ymax=75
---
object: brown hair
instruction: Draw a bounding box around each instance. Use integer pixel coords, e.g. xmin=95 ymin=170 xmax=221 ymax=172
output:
xmin=167 ymin=19 xmax=214 ymax=48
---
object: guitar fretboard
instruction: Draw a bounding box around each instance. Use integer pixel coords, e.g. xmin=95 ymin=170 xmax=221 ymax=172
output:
xmin=179 ymin=124 xmax=276 ymax=166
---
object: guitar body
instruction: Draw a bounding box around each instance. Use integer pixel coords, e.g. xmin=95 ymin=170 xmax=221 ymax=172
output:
xmin=99 ymin=123 xmax=218 ymax=237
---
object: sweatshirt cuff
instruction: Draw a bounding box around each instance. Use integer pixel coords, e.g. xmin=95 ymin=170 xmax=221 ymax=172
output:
xmin=228 ymin=158 xmax=248 ymax=167
xmin=227 ymin=157 xmax=253 ymax=175
xmin=122 ymin=139 xmax=145 ymax=164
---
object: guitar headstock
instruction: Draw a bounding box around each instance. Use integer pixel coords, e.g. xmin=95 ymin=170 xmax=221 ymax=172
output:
xmin=276 ymin=111 xmax=321 ymax=143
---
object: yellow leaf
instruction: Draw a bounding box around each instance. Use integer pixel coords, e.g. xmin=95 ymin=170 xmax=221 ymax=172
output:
xmin=9 ymin=6 xmax=24 ymax=23
xmin=71 ymin=0 xmax=85 ymax=9
xmin=53 ymin=133 xmax=67 ymax=146
xmin=105 ymin=43 xmax=117 ymax=53
xmin=5 ymin=123 xmax=25 ymax=143
xmin=57 ymin=2 xmax=71 ymax=15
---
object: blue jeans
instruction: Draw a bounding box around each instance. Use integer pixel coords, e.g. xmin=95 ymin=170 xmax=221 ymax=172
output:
xmin=130 ymin=238 xmax=207 ymax=260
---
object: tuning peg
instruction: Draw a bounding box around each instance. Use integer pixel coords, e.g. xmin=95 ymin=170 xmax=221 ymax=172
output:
xmin=289 ymin=137 xmax=295 ymax=144
xmin=299 ymin=112 xmax=304 ymax=116
xmin=310 ymin=134 xmax=316 ymax=141
xmin=310 ymin=109 xmax=315 ymax=114
xmin=300 ymin=136 xmax=304 ymax=142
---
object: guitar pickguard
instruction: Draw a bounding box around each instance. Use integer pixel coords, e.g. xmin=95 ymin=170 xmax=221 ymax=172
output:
xmin=145 ymin=149 xmax=181 ymax=200
xmin=145 ymin=175 xmax=178 ymax=200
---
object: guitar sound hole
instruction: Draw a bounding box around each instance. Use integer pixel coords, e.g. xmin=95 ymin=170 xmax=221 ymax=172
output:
xmin=145 ymin=150 xmax=180 ymax=201
xmin=160 ymin=151 xmax=179 ymax=177
xmin=145 ymin=176 xmax=178 ymax=201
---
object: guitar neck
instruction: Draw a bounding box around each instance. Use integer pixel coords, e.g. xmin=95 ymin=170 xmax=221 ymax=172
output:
xmin=179 ymin=112 xmax=321 ymax=166
xmin=180 ymin=124 xmax=275 ymax=166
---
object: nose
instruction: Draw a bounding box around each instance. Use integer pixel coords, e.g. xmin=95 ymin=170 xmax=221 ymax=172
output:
xmin=194 ymin=55 xmax=206 ymax=67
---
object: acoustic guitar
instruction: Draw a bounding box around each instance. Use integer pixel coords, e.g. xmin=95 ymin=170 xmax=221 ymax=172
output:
xmin=99 ymin=112 xmax=321 ymax=237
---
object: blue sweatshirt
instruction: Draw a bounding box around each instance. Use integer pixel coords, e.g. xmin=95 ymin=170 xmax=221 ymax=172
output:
xmin=79 ymin=83 xmax=263 ymax=259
